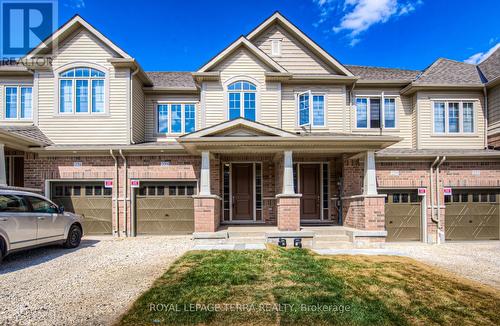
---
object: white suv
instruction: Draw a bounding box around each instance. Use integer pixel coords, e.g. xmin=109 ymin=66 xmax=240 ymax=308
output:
xmin=0 ymin=190 xmax=84 ymax=263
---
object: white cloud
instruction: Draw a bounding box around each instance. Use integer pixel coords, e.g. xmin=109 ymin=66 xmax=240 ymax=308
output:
xmin=313 ymin=0 xmax=422 ymax=45
xmin=64 ymin=0 xmax=85 ymax=9
xmin=464 ymin=43 xmax=500 ymax=64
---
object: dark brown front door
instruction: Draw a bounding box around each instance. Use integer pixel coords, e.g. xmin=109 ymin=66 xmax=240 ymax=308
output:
xmin=232 ymin=163 xmax=254 ymax=220
xmin=300 ymin=164 xmax=320 ymax=219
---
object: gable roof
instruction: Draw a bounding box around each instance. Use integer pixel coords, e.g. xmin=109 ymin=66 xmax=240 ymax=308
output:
xmin=197 ymin=36 xmax=287 ymax=73
xmin=478 ymin=46 xmax=500 ymax=83
xmin=0 ymin=125 xmax=53 ymax=146
xmin=346 ymin=65 xmax=420 ymax=81
xmin=246 ymin=12 xmax=353 ymax=76
xmin=26 ymin=15 xmax=131 ymax=59
xmin=145 ymin=72 xmax=197 ymax=90
xmin=180 ymin=118 xmax=297 ymax=138
xmin=414 ymin=58 xmax=483 ymax=85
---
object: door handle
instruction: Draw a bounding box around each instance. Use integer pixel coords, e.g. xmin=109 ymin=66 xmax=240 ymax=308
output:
xmin=37 ymin=216 xmax=46 ymax=220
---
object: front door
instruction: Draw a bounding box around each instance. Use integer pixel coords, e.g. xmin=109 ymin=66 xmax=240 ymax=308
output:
xmin=300 ymin=164 xmax=320 ymax=219
xmin=232 ymin=163 xmax=254 ymax=220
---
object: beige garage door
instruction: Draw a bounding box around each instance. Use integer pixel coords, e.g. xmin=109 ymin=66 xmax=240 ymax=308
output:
xmin=51 ymin=182 xmax=113 ymax=235
xmin=135 ymin=182 xmax=196 ymax=235
xmin=445 ymin=190 xmax=499 ymax=241
xmin=383 ymin=191 xmax=421 ymax=242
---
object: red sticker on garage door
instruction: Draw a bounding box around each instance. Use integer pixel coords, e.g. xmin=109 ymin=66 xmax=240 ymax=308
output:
xmin=130 ymin=180 xmax=140 ymax=188
xmin=104 ymin=180 xmax=113 ymax=188
xmin=443 ymin=187 xmax=452 ymax=196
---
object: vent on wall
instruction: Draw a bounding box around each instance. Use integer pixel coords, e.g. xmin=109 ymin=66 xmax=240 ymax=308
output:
xmin=271 ymin=39 xmax=282 ymax=56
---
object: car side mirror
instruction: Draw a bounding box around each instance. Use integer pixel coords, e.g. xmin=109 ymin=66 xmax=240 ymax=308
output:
xmin=58 ymin=206 xmax=65 ymax=214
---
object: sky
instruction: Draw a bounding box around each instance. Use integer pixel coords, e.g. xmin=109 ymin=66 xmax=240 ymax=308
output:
xmin=57 ymin=0 xmax=500 ymax=72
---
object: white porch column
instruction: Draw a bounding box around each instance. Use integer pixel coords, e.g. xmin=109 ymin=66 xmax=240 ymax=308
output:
xmin=0 ymin=144 xmax=6 ymax=186
xmin=363 ymin=150 xmax=378 ymax=195
xmin=199 ymin=151 xmax=211 ymax=196
xmin=282 ymin=150 xmax=295 ymax=195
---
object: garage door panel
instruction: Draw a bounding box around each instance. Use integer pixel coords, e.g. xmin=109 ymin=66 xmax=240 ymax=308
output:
xmin=384 ymin=191 xmax=421 ymax=242
xmin=51 ymin=182 xmax=112 ymax=235
xmin=136 ymin=183 xmax=195 ymax=235
xmin=445 ymin=190 xmax=499 ymax=241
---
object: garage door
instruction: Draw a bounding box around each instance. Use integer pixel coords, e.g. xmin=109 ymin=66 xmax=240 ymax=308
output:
xmin=445 ymin=189 xmax=499 ymax=241
xmin=135 ymin=182 xmax=195 ymax=235
xmin=383 ymin=191 xmax=421 ymax=242
xmin=51 ymin=182 xmax=113 ymax=235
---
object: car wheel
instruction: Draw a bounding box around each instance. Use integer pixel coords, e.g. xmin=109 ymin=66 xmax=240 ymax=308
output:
xmin=0 ymin=238 xmax=5 ymax=264
xmin=63 ymin=225 xmax=82 ymax=249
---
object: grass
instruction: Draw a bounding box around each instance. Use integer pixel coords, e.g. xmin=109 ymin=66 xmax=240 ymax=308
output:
xmin=118 ymin=247 xmax=500 ymax=326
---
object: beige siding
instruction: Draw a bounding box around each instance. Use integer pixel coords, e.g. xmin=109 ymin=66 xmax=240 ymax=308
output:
xmin=253 ymin=24 xmax=336 ymax=74
xmin=412 ymin=94 xmax=417 ymax=148
xmin=145 ymin=93 xmax=200 ymax=142
xmin=487 ymin=84 xmax=500 ymax=136
xmin=417 ymin=91 xmax=485 ymax=149
xmin=281 ymin=84 xmax=345 ymax=132
xmin=351 ymin=88 xmax=413 ymax=149
xmin=37 ymin=28 xmax=130 ymax=144
xmin=132 ymin=76 xmax=145 ymax=143
xmin=204 ymin=48 xmax=280 ymax=128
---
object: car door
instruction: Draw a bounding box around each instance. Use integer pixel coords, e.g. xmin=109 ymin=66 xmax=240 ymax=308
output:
xmin=0 ymin=194 xmax=37 ymax=250
xmin=26 ymin=196 xmax=66 ymax=244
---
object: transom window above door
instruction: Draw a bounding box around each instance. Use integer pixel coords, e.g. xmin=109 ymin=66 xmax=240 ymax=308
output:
xmin=355 ymin=97 xmax=396 ymax=129
xmin=227 ymin=81 xmax=256 ymax=121
xmin=59 ymin=67 xmax=105 ymax=114
xmin=157 ymin=103 xmax=196 ymax=134
xmin=297 ymin=91 xmax=325 ymax=127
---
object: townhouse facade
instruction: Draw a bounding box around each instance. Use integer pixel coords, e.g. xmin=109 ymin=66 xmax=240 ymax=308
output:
xmin=0 ymin=12 xmax=498 ymax=244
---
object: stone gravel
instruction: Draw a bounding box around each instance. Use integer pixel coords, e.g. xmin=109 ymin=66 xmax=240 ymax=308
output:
xmin=385 ymin=241 xmax=500 ymax=289
xmin=0 ymin=236 xmax=192 ymax=326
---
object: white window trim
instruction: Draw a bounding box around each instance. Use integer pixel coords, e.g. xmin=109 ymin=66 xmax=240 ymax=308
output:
xmin=354 ymin=96 xmax=398 ymax=130
xmin=4 ymin=85 xmax=33 ymax=120
xmin=155 ymin=102 xmax=197 ymax=136
xmin=53 ymin=63 xmax=110 ymax=117
xmin=431 ymin=100 xmax=476 ymax=135
xmin=228 ymin=87 xmax=257 ymax=120
xmin=296 ymin=91 xmax=327 ymax=128
xmin=223 ymin=77 xmax=261 ymax=122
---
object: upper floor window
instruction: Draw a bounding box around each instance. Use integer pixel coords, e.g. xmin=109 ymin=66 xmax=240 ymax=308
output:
xmin=157 ymin=103 xmax=196 ymax=134
xmin=227 ymin=81 xmax=256 ymax=121
xmin=59 ymin=67 xmax=105 ymax=114
xmin=433 ymin=101 xmax=474 ymax=134
xmin=297 ymin=91 xmax=325 ymax=127
xmin=4 ymin=86 xmax=32 ymax=120
xmin=355 ymin=97 xmax=396 ymax=129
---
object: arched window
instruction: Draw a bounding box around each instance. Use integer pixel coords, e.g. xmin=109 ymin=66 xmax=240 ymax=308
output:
xmin=59 ymin=67 xmax=105 ymax=114
xmin=227 ymin=81 xmax=256 ymax=121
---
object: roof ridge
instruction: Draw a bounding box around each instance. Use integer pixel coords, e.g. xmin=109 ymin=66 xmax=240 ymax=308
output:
xmin=345 ymin=64 xmax=420 ymax=71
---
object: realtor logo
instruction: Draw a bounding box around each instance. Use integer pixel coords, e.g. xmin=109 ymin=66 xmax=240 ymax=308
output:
xmin=0 ymin=0 xmax=57 ymax=58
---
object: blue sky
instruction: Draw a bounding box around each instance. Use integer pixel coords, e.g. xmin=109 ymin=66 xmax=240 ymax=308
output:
xmin=58 ymin=0 xmax=500 ymax=72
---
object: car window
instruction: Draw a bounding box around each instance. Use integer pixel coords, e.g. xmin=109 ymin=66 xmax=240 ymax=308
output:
xmin=28 ymin=196 xmax=58 ymax=214
xmin=0 ymin=195 xmax=30 ymax=213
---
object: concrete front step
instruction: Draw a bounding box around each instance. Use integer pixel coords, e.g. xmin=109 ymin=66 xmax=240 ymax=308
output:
xmin=303 ymin=228 xmax=350 ymax=236
xmin=314 ymin=234 xmax=351 ymax=242
xmin=312 ymin=241 xmax=355 ymax=249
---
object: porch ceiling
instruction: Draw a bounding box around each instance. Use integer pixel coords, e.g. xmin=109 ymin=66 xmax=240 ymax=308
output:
xmin=178 ymin=135 xmax=401 ymax=154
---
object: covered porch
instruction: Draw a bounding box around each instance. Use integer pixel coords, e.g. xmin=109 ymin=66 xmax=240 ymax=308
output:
xmin=178 ymin=118 xmax=400 ymax=236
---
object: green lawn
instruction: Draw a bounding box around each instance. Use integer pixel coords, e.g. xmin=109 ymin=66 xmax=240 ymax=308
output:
xmin=118 ymin=247 xmax=500 ymax=326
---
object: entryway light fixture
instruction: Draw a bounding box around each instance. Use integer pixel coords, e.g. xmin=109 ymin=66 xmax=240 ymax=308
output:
xmin=294 ymin=238 xmax=302 ymax=248
xmin=278 ymin=238 xmax=286 ymax=247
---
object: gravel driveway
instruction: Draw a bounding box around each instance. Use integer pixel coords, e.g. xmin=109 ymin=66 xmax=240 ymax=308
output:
xmin=385 ymin=241 xmax=500 ymax=289
xmin=0 ymin=236 xmax=192 ymax=326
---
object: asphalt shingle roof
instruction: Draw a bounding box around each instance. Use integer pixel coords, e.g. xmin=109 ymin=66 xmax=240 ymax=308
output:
xmin=0 ymin=126 xmax=53 ymax=145
xmin=415 ymin=58 xmax=483 ymax=85
xmin=478 ymin=47 xmax=500 ymax=82
xmin=377 ymin=148 xmax=500 ymax=157
xmin=346 ymin=65 xmax=420 ymax=81
xmin=145 ymin=72 xmax=197 ymax=89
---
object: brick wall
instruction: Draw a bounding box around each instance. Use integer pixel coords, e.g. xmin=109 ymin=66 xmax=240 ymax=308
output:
xmin=277 ymin=196 xmax=300 ymax=231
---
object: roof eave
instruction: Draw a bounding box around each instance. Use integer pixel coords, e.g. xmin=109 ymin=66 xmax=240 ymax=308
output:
xmin=401 ymin=83 xmax=485 ymax=95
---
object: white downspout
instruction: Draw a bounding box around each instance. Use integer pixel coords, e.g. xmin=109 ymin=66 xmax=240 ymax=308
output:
xmin=429 ymin=156 xmax=440 ymax=225
xmin=129 ymin=67 xmax=140 ymax=144
xmin=483 ymin=86 xmax=488 ymax=148
xmin=435 ymin=156 xmax=446 ymax=243
xmin=110 ymin=149 xmax=119 ymax=237
xmin=119 ymin=149 xmax=128 ymax=236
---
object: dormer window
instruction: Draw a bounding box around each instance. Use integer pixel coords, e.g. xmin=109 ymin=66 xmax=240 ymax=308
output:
xmin=59 ymin=67 xmax=105 ymax=114
xmin=227 ymin=81 xmax=256 ymax=121
xmin=271 ymin=39 xmax=282 ymax=56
